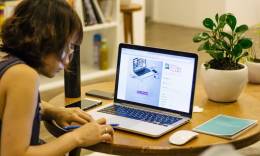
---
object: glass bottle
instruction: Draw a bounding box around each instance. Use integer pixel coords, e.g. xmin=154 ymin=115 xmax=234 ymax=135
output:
xmin=0 ymin=1 xmax=4 ymax=30
xmin=99 ymin=40 xmax=109 ymax=70
xmin=93 ymin=33 xmax=102 ymax=67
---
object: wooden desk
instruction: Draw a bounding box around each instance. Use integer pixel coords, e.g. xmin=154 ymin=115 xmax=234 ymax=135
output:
xmin=48 ymin=81 xmax=260 ymax=156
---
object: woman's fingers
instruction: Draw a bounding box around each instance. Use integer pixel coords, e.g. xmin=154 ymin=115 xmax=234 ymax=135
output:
xmin=72 ymin=115 xmax=89 ymax=125
xmin=101 ymin=133 xmax=113 ymax=143
xmin=100 ymin=125 xmax=114 ymax=136
xmin=77 ymin=111 xmax=94 ymax=122
xmin=69 ymin=108 xmax=94 ymax=124
xmin=59 ymin=121 xmax=70 ymax=127
xmin=96 ymin=118 xmax=106 ymax=125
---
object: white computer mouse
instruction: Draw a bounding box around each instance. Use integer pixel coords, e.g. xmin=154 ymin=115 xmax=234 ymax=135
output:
xmin=169 ymin=130 xmax=198 ymax=145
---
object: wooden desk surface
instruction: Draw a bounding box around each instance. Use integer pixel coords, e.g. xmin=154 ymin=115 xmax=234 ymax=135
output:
xmin=49 ymin=81 xmax=260 ymax=156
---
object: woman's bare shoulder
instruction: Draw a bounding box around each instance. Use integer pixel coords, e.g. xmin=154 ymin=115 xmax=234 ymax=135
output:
xmin=1 ymin=64 xmax=39 ymax=88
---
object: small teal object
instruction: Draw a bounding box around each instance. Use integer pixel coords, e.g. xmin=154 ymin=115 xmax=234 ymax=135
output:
xmin=63 ymin=125 xmax=80 ymax=131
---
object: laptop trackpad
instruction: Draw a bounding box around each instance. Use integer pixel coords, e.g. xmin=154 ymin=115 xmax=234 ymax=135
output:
xmin=107 ymin=116 xmax=169 ymax=135
xmin=107 ymin=116 xmax=140 ymax=128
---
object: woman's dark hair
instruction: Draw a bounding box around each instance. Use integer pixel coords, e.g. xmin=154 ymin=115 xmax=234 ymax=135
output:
xmin=0 ymin=0 xmax=83 ymax=69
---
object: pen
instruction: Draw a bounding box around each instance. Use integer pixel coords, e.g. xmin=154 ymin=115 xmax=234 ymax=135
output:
xmin=63 ymin=124 xmax=119 ymax=131
xmin=109 ymin=123 xmax=119 ymax=127
xmin=63 ymin=125 xmax=80 ymax=131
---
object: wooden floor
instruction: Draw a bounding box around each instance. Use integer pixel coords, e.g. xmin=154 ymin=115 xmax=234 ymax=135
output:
xmin=40 ymin=22 xmax=260 ymax=156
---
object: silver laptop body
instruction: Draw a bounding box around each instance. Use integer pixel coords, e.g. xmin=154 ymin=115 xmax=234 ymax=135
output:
xmin=89 ymin=44 xmax=198 ymax=137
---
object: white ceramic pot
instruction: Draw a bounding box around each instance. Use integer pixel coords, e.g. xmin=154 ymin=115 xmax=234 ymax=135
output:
xmin=246 ymin=61 xmax=260 ymax=84
xmin=201 ymin=64 xmax=248 ymax=102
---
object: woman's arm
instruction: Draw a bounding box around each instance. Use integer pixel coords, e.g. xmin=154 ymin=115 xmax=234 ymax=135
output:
xmin=1 ymin=64 xmax=113 ymax=156
xmin=1 ymin=64 xmax=40 ymax=156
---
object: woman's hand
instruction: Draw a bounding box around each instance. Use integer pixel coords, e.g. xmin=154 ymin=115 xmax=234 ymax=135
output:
xmin=40 ymin=101 xmax=114 ymax=146
xmin=41 ymin=101 xmax=94 ymax=127
xmin=71 ymin=118 xmax=114 ymax=147
xmin=53 ymin=107 xmax=94 ymax=127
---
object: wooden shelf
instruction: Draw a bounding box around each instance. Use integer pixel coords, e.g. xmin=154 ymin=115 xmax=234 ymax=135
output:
xmin=39 ymin=68 xmax=116 ymax=92
xmin=83 ymin=22 xmax=118 ymax=32
xmin=40 ymin=0 xmax=119 ymax=92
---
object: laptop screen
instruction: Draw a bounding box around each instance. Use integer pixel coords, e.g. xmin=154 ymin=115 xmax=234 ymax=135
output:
xmin=115 ymin=44 xmax=197 ymax=116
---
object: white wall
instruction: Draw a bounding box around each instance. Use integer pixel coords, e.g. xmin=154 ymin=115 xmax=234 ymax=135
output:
xmin=132 ymin=0 xmax=145 ymax=45
xmin=152 ymin=0 xmax=260 ymax=29
xmin=225 ymin=0 xmax=260 ymax=26
xmin=145 ymin=0 xmax=154 ymax=19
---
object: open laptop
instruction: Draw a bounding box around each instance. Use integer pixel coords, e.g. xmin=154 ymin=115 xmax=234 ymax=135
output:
xmin=89 ymin=43 xmax=198 ymax=137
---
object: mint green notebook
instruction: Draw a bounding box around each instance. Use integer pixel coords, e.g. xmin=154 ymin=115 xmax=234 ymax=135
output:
xmin=193 ymin=114 xmax=257 ymax=139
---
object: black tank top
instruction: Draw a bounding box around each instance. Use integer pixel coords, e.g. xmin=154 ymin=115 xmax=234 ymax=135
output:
xmin=0 ymin=56 xmax=41 ymax=145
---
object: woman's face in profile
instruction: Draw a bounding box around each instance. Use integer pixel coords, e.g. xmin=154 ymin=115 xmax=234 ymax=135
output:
xmin=39 ymin=39 xmax=76 ymax=78
xmin=39 ymin=34 xmax=78 ymax=78
xmin=39 ymin=52 xmax=65 ymax=78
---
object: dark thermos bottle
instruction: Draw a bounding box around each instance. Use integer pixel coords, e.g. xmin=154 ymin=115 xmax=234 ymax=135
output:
xmin=64 ymin=45 xmax=81 ymax=98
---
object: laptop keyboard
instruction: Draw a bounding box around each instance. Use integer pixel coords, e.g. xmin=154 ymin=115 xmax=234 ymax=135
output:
xmin=98 ymin=105 xmax=182 ymax=126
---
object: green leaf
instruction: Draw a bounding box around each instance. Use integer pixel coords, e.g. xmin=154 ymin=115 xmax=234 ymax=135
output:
xmin=219 ymin=14 xmax=227 ymax=22
xmin=206 ymin=50 xmax=224 ymax=60
xmin=235 ymin=52 xmax=249 ymax=63
xmin=212 ymin=42 xmax=222 ymax=50
xmin=226 ymin=14 xmax=237 ymax=31
xmin=218 ymin=14 xmax=227 ymax=28
xmin=232 ymin=44 xmax=242 ymax=57
xmin=215 ymin=13 xmax=219 ymax=23
xmin=200 ymin=32 xmax=210 ymax=40
xmin=198 ymin=44 xmax=204 ymax=51
xmin=193 ymin=34 xmax=202 ymax=42
xmin=238 ymin=38 xmax=253 ymax=49
xmin=203 ymin=18 xmax=215 ymax=30
xmin=220 ymin=32 xmax=233 ymax=41
xmin=193 ymin=32 xmax=209 ymax=42
xmin=198 ymin=41 xmax=211 ymax=51
xmin=219 ymin=40 xmax=230 ymax=50
xmin=235 ymin=25 xmax=248 ymax=33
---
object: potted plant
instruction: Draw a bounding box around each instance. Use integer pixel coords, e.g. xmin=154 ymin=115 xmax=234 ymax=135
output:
xmin=193 ymin=13 xmax=253 ymax=102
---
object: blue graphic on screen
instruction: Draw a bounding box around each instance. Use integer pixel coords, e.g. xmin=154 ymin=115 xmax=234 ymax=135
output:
xmin=125 ymin=57 xmax=163 ymax=106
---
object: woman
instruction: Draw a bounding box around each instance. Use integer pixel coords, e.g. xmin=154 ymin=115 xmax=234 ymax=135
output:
xmin=0 ymin=0 xmax=113 ymax=155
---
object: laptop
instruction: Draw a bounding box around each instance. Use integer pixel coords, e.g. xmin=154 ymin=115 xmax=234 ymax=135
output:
xmin=89 ymin=43 xmax=198 ymax=137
